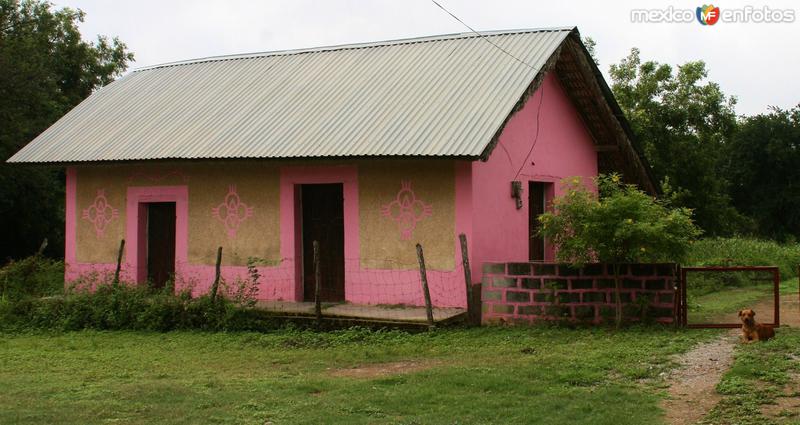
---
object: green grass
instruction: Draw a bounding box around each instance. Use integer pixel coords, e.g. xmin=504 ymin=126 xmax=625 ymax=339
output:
xmin=688 ymin=279 xmax=797 ymax=324
xmin=690 ymin=286 xmax=773 ymax=323
xmin=702 ymin=328 xmax=800 ymax=425
xmin=685 ymin=237 xmax=800 ymax=324
xmin=0 ymin=327 xmax=718 ymax=424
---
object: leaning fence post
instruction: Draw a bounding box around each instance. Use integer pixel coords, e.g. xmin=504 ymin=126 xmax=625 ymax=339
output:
xmin=313 ymin=240 xmax=322 ymax=328
xmin=210 ymin=246 xmax=223 ymax=302
xmin=416 ymin=243 xmax=435 ymax=329
xmin=36 ymin=238 xmax=48 ymax=257
xmin=458 ymin=234 xmax=475 ymax=325
xmin=113 ymin=239 xmax=125 ymax=286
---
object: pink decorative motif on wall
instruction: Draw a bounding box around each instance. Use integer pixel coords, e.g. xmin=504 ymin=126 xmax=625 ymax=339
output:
xmin=381 ymin=181 xmax=432 ymax=240
xmin=212 ymin=185 xmax=254 ymax=238
xmin=81 ymin=190 xmax=119 ymax=238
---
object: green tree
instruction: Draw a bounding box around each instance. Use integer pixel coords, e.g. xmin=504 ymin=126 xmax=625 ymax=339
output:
xmin=609 ymin=48 xmax=743 ymax=235
xmin=0 ymin=0 xmax=133 ymax=260
xmin=582 ymin=36 xmax=598 ymax=65
xmin=725 ymin=105 xmax=800 ymax=241
xmin=538 ymin=174 xmax=701 ymax=327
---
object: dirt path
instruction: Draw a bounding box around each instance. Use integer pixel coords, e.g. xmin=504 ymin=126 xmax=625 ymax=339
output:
xmin=661 ymin=331 xmax=738 ymax=425
xmin=662 ymin=291 xmax=799 ymax=423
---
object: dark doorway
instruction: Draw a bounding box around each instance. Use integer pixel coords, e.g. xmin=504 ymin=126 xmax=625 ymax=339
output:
xmin=528 ymin=182 xmax=546 ymax=262
xmin=300 ymin=184 xmax=345 ymax=302
xmin=146 ymin=202 xmax=176 ymax=289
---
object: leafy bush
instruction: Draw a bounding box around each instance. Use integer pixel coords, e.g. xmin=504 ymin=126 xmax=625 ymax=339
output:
xmin=687 ymin=237 xmax=800 ymax=279
xmin=0 ymin=255 xmax=64 ymax=301
xmin=0 ymin=282 xmax=279 ymax=332
xmin=538 ymin=174 xmax=701 ymax=326
xmin=219 ymin=256 xmax=263 ymax=308
xmin=0 ymin=254 xmax=284 ymax=332
xmin=539 ymin=174 xmax=701 ymax=265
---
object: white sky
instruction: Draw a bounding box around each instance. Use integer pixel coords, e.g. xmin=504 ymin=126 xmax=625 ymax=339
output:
xmin=55 ymin=0 xmax=799 ymax=116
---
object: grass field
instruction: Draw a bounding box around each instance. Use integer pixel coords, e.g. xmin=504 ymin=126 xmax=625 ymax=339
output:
xmin=685 ymin=237 xmax=800 ymax=325
xmin=704 ymin=328 xmax=800 ymax=425
xmin=1 ymin=236 xmax=797 ymax=423
xmin=688 ymin=279 xmax=798 ymax=324
xmin=0 ymin=327 xmax=719 ymax=425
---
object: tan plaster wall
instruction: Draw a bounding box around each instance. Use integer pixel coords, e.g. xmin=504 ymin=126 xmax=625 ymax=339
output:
xmin=74 ymin=163 xmax=281 ymax=267
xmin=359 ymin=160 xmax=455 ymax=270
xmin=186 ymin=164 xmax=280 ymax=266
xmin=75 ymin=166 xmax=128 ymax=263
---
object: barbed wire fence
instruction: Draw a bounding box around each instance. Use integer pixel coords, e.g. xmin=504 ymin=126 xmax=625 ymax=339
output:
xmin=99 ymin=233 xmax=478 ymax=327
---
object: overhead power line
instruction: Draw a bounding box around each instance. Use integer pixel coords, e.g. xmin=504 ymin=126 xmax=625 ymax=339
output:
xmin=430 ymin=0 xmax=537 ymax=71
xmin=429 ymin=0 xmax=547 ymax=180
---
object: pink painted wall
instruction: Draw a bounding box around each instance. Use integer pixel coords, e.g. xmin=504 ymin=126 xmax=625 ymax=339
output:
xmin=470 ymin=73 xmax=598 ymax=276
xmin=64 ymin=162 xmax=471 ymax=308
xmin=345 ymin=161 xmax=472 ymax=308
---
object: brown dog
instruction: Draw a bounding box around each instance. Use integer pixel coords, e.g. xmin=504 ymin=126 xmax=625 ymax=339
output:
xmin=738 ymin=309 xmax=775 ymax=343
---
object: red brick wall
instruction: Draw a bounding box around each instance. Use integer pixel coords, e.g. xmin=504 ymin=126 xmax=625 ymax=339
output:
xmin=481 ymin=263 xmax=677 ymax=325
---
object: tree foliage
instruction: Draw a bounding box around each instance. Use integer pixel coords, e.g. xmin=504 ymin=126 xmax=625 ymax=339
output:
xmin=0 ymin=0 xmax=132 ymax=260
xmin=539 ymin=174 xmax=701 ymax=326
xmin=539 ymin=174 xmax=701 ymax=265
xmin=725 ymin=106 xmax=800 ymax=241
xmin=609 ymin=48 xmax=743 ymax=236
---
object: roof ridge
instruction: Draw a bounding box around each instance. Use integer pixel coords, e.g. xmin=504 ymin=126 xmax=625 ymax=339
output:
xmin=133 ymin=26 xmax=575 ymax=72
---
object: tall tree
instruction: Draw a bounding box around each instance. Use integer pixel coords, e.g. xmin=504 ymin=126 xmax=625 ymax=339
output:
xmin=609 ymin=48 xmax=743 ymax=235
xmin=726 ymin=106 xmax=800 ymax=241
xmin=0 ymin=0 xmax=133 ymax=261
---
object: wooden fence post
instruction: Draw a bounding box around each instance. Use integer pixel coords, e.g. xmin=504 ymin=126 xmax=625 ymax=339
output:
xmin=210 ymin=246 xmax=222 ymax=302
xmin=416 ymin=243 xmax=435 ymax=329
xmin=313 ymin=240 xmax=322 ymax=328
xmin=113 ymin=239 xmax=125 ymax=286
xmin=36 ymin=238 xmax=48 ymax=256
xmin=458 ymin=233 xmax=475 ymax=325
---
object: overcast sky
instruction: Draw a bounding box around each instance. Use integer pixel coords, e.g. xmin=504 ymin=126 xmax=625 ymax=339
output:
xmin=54 ymin=0 xmax=798 ymax=116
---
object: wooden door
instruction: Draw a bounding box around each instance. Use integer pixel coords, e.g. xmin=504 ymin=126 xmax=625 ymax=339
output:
xmin=147 ymin=202 xmax=176 ymax=289
xmin=528 ymin=182 xmax=546 ymax=262
xmin=300 ymin=184 xmax=345 ymax=302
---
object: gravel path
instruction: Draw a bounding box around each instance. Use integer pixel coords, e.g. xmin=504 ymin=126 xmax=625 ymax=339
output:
xmin=661 ymin=331 xmax=738 ymax=425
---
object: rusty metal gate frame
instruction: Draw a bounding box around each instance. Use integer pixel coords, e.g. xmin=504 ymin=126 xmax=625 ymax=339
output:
xmin=678 ymin=266 xmax=780 ymax=328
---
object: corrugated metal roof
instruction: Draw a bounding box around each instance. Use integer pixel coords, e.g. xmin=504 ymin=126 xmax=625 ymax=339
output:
xmin=8 ymin=28 xmax=574 ymax=163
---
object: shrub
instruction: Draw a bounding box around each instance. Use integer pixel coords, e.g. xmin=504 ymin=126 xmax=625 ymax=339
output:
xmin=0 ymin=256 xmax=64 ymax=301
xmin=0 ymin=282 xmax=279 ymax=332
xmin=220 ymin=256 xmax=263 ymax=308
xmin=0 ymin=255 xmax=285 ymax=332
xmin=538 ymin=174 xmax=702 ymax=327
xmin=687 ymin=237 xmax=800 ymax=279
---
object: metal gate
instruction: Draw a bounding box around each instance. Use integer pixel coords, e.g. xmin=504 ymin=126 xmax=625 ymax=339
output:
xmin=678 ymin=266 xmax=780 ymax=328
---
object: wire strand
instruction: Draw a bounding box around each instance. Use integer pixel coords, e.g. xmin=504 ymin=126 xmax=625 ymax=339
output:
xmin=430 ymin=0 xmax=538 ymax=71
xmin=513 ymin=81 xmax=546 ymax=180
xmin=429 ymin=0 xmax=546 ymax=181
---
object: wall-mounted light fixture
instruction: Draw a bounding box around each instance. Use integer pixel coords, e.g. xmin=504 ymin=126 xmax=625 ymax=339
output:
xmin=511 ymin=180 xmax=523 ymax=210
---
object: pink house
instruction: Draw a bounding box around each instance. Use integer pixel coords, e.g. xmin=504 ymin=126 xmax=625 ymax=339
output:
xmin=8 ymin=28 xmax=655 ymax=315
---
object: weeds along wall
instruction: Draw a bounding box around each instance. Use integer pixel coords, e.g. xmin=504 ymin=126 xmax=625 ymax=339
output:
xmin=481 ymin=262 xmax=677 ymax=325
xmin=66 ymin=160 xmax=470 ymax=308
